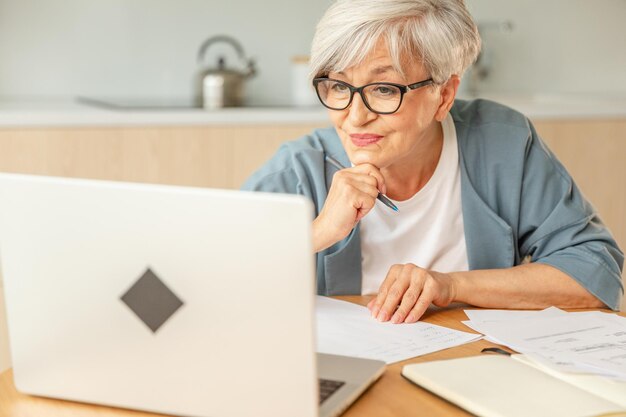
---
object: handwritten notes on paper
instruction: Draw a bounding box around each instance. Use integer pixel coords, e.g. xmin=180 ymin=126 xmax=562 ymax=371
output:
xmin=315 ymin=296 xmax=481 ymax=364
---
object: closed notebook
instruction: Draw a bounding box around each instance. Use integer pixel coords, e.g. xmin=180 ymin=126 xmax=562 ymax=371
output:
xmin=402 ymin=355 xmax=626 ymax=417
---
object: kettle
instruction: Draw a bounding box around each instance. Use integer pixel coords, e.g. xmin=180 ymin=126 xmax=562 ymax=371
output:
xmin=195 ymin=35 xmax=256 ymax=109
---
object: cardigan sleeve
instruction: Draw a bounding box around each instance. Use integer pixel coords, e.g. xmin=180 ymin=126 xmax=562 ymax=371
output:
xmin=242 ymin=144 xmax=302 ymax=194
xmin=517 ymin=121 xmax=624 ymax=310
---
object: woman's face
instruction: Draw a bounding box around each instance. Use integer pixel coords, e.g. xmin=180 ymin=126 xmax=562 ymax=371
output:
xmin=327 ymin=41 xmax=454 ymax=170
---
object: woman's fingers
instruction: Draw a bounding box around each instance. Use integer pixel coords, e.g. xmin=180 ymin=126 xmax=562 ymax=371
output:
xmin=371 ymin=264 xmax=453 ymax=323
xmin=376 ymin=273 xmax=411 ymax=322
xmin=379 ymin=265 xmax=426 ymax=323
xmin=338 ymin=171 xmax=381 ymax=198
xmin=391 ymin=281 xmax=422 ymax=323
xmin=348 ymin=163 xmax=386 ymax=194
xmin=404 ymin=283 xmax=436 ymax=323
xmin=369 ymin=264 xmax=403 ymax=318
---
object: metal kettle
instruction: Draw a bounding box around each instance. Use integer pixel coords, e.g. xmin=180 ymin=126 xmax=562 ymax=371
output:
xmin=195 ymin=35 xmax=256 ymax=109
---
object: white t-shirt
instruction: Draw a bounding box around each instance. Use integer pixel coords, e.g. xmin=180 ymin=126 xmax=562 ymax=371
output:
xmin=360 ymin=114 xmax=469 ymax=295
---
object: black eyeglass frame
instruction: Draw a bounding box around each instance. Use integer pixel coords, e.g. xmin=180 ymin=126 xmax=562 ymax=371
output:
xmin=312 ymin=77 xmax=434 ymax=115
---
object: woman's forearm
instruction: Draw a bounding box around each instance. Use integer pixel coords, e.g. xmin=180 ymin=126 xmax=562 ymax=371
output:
xmin=449 ymin=263 xmax=606 ymax=310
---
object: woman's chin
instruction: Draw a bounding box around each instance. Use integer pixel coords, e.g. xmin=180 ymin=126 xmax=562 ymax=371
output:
xmin=347 ymin=151 xmax=382 ymax=167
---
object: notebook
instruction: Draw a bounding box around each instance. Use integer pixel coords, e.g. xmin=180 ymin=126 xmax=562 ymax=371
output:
xmin=0 ymin=173 xmax=384 ymax=417
xmin=402 ymin=354 xmax=626 ymax=417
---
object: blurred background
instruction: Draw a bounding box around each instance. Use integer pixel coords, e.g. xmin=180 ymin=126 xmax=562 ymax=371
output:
xmin=0 ymin=0 xmax=624 ymax=103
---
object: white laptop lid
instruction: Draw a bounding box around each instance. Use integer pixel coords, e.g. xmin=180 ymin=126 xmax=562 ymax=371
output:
xmin=0 ymin=173 xmax=318 ymax=417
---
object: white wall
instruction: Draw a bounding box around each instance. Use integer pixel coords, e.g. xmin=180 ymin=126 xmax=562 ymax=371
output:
xmin=0 ymin=0 xmax=331 ymax=105
xmin=466 ymin=0 xmax=626 ymax=96
xmin=0 ymin=0 xmax=625 ymax=104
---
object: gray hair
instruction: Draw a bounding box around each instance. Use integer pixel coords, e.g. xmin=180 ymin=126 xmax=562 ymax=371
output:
xmin=309 ymin=0 xmax=481 ymax=84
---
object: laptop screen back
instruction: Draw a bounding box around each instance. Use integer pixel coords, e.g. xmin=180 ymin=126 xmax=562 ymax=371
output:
xmin=0 ymin=174 xmax=318 ymax=417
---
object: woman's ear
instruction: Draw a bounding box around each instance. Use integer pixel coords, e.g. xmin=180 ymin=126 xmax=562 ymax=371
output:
xmin=434 ymin=75 xmax=460 ymax=122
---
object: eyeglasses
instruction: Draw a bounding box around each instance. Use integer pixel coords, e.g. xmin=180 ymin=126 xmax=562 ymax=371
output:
xmin=312 ymin=77 xmax=434 ymax=115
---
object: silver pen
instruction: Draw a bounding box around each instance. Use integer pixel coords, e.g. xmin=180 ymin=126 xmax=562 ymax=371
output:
xmin=325 ymin=155 xmax=399 ymax=212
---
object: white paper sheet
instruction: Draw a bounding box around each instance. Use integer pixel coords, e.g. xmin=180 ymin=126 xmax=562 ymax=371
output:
xmin=471 ymin=313 xmax=626 ymax=379
xmin=315 ymin=296 xmax=481 ymax=364
xmin=464 ymin=306 xmax=567 ymax=323
xmin=462 ymin=307 xmax=568 ymax=346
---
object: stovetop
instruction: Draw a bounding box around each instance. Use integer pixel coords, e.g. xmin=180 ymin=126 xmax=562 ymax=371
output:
xmin=77 ymin=96 xmax=294 ymax=110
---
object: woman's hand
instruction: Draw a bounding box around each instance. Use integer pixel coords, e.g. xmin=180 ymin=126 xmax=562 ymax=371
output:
xmin=367 ymin=264 xmax=457 ymax=323
xmin=313 ymin=163 xmax=385 ymax=252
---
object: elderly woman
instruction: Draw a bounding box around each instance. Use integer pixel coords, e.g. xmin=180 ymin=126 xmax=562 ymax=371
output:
xmin=243 ymin=0 xmax=623 ymax=322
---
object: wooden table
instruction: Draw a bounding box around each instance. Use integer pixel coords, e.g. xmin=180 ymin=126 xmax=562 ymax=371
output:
xmin=0 ymin=296 xmax=621 ymax=417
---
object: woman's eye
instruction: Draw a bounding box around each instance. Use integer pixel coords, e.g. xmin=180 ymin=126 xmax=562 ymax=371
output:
xmin=330 ymin=83 xmax=349 ymax=93
xmin=374 ymin=86 xmax=397 ymax=96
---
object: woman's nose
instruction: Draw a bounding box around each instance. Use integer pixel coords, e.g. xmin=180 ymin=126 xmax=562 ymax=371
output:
xmin=347 ymin=92 xmax=377 ymax=126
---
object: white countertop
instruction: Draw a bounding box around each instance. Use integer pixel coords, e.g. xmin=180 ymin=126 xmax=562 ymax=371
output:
xmin=468 ymin=93 xmax=626 ymax=121
xmin=0 ymin=98 xmax=332 ymax=128
xmin=0 ymin=94 xmax=625 ymax=128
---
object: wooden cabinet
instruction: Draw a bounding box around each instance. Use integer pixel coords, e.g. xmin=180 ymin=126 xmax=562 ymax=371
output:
xmin=0 ymin=124 xmax=327 ymax=190
xmin=0 ymin=287 xmax=8 ymax=373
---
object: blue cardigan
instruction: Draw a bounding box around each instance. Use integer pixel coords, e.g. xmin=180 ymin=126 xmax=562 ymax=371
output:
xmin=242 ymin=99 xmax=624 ymax=310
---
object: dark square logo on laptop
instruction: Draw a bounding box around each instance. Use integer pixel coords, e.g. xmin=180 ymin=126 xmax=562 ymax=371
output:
xmin=120 ymin=268 xmax=184 ymax=333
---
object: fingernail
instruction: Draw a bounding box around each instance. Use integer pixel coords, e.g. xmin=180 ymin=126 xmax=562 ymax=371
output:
xmin=391 ymin=313 xmax=401 ymax=324
xmin=377 ymin=312 xmax=387 ymax=322
xmin=404 ymin=314 xmax=414 ymax=323
xmin=371 ymin=307 xmax=380 ymax=318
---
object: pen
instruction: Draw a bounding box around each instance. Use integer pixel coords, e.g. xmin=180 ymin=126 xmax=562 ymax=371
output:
xmin=325 ymin=155 xmax=399 ymax=212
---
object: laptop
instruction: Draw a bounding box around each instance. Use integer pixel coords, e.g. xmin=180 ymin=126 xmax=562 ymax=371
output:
xmin=0 ymin=173 xmax=384 ymax=417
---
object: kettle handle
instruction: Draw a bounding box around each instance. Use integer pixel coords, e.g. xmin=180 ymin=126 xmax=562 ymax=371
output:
xmin=197 ymin=35 xmax=247 ymax=66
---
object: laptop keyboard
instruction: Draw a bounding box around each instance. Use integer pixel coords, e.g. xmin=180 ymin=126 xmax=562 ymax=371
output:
xmin=319 ymin=378 xmax=345 ymax=404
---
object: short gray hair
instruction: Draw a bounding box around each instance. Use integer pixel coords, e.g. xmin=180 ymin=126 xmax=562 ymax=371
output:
xmin=309 ymin=0 xmax=481 ymax=84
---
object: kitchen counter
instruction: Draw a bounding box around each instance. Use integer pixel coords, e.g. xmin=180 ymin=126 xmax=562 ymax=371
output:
xmin=0 ymin=98 xmax=331 ymax=128
xmin=0 ymin=94 xmax=625 ymax=128
xmin=465 ymin=93 xmax=626 ymax=121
